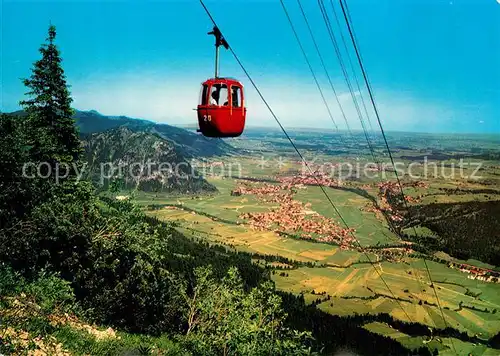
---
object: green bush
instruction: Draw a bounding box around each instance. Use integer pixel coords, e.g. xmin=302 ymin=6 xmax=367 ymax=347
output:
xmin=180 ymin=266 xmax=316 ymax=355
xmin=0 ymin=265 xmax=74 ymax=309
xmin=0 ymin=265 xmax=75 ymax=345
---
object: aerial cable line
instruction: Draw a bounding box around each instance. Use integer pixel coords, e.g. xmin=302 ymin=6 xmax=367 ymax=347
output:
xmin=317 ymin=0 xmax=374 ymax=159
xmin=278 ymin=0 xmax=342 ymax=133
xmin=292 ymin=0 xmax=400 ymax=238
xmin=339 ymin=0 xmax=364 ymax=65
xmin=285 ymin=0 xmax=419 ymax=290
xmin=317 ymin=0 xmax=428 ymax=304
xmin=199 ymin=0 xmax=414 ymax=324
xmin=288 ymin=0 xmax=426 ymax=312
xmin=326 ymin=0 xmax=430 ymax=299
xmin=293 ymin=0 xmax=353 ymax=134
xmin=286 ymin=0 xmax=425 ymax=301
xmin=326 ymin=0 xmax=429 ymax=296
xmin=317 ymin=0 xmax=377 ymax=164
xmin=338 ymin=0 xmax=457 ymax=352
xmin=328 ymin=0 xmax=375 ymax=136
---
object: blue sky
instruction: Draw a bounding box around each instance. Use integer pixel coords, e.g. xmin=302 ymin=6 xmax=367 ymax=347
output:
xmin=1 ymin=0 xmax=499 ymax=133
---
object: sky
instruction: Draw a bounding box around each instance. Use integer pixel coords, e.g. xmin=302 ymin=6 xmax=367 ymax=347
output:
xmin=1 ymin=0 xmax=499 ymax=133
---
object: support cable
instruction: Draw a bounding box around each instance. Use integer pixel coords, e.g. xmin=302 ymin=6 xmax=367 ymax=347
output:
xmin=338 ymin=1 xmax=457 ymax=351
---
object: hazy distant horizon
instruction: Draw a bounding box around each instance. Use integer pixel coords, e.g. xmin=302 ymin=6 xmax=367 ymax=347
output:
xmin=4 ymin=106 xmax=498 ymax=136
xmin=174 ymin=122 xmax=500 ymax=136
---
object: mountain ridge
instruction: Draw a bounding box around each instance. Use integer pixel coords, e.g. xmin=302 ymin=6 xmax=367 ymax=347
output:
xmin=7 ymin=109 xmax=226 ymax=193
xmin=9 ymin=109 xmax=238 ymax=158
xmin=82 ymin=126 xmax=217 ymax=194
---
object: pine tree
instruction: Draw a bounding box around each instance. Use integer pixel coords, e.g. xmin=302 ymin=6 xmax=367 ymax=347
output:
xmin=20 ymin=24 xmax=82 ymax=170
xmin=0 ymin=114 xmax=34 ymax=224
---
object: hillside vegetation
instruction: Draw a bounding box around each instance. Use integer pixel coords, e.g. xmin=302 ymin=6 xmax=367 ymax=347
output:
xmin=73 ymin=109 xmax=239 ymax=158
xmin=82 ymin=127 xmax=217 ymax=194
xmin=408 ymin=200 xmax=500 ymax=265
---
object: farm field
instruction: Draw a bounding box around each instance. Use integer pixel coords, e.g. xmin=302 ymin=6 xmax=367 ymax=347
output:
xmin=138 ymin=130 xmax=500 ymax=355
xmin=140 ymin=185 xmax=500 ymax=352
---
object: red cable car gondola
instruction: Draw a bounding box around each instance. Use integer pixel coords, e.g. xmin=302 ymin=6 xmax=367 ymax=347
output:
xmin=197 ymin=26 xmax=246 ymax=138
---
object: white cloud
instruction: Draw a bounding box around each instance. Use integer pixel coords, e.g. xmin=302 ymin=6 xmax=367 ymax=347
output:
xmin=72 ymin=73 xmax=202 ymax=123
xmin=337 ymin=90 xmax=361 ymax=103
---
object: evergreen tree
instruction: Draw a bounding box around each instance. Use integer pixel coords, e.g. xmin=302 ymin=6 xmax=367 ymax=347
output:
xmin=0 ymin=114 xmax=35 ymax=224
xmin=20 ymin=24 xmax=82 ymax=171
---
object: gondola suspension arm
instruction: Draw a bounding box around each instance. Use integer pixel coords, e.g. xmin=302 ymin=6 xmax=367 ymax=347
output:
xmin=207 ymin=26 xmax=229 ymax=78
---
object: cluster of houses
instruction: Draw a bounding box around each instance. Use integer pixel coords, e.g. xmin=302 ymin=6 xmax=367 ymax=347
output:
xmin=231 ymin=183 xmax=285 ymax=197
xmin=408 ymin=181 xmax=429 ymax=189
xmin=277 ymin=173 xmax=342 ymax=188
xmin=374 ymin=181 xmax=428 ymax=221
xmin=448 ymin=262 xmax=500 ymax=283
xmin=367 ymin=246 xmax=414 ymax=263
xmin=404 ymin=195 xmax=420 ymax=203
xmin=376 ymin=181 xmax=402 ymax=196
xmin=233 ymin=182 xmax=355 ymax=249
xmin=375 ymin=193 xmax=404 ymax=222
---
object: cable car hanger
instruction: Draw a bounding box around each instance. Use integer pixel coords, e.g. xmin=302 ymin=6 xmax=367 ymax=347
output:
xmin=208 ymin=26 xmax=229 ymax=78
xmin=196 ymin=25 xmax=246 ymax=138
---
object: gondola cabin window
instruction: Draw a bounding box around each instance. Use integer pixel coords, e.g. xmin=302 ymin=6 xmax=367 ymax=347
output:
xmin=231 ymin=86 xmax=241 ymax=107
xmin=199 ymin=84 xmax=208 ymax=105
xmin=209 ymin=83 xmax=228 ymax=106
